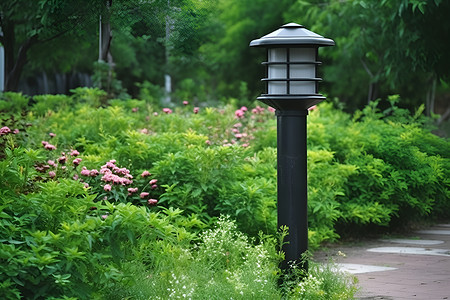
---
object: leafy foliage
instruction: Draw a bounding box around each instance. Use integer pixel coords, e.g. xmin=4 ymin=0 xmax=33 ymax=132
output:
xmin=284 ymin=0 xmax=450 ymax=109
xmin=1 ymin=89 xmax=448 ymax=298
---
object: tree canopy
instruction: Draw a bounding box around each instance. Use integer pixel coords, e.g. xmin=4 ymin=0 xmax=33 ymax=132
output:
xmin=1 ymin=0 xmax=449 ymax=115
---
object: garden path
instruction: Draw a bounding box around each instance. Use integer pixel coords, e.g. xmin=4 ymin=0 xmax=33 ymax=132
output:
xmin=317 ymin=223 xmax=450 ymax=299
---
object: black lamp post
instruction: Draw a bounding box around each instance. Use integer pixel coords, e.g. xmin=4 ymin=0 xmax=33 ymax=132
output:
xmin=250 ymin=23 xmax=334 ymax=270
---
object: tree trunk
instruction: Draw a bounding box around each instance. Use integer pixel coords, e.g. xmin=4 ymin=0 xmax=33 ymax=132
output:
xmin=4 ymin=35 xmax=37 ymax=91
xmin=98 ymin=0 xmax=114 ymax=94
xmin=426 ymin=75 xmax=437 ymax=117
xmin=164 ymin=0 xmax=172 ymax=104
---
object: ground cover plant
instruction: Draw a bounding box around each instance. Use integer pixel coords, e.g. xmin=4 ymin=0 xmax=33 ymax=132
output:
xmin=1 ymin=89 xmax=448 ymax=298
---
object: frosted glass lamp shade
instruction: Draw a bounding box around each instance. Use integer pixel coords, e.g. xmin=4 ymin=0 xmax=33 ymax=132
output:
xmin=268 ymin=48 xmax=287 ymax=94
xmin=250 ymin=23 xmax=335 ymax=110
xmin=266 ymin=47 xmax=318 ymax=95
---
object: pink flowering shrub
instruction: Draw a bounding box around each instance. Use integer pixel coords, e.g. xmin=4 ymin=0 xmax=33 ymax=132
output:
xmin=78 ymin=159 xmax=161 ymax=206
xmin=33 ymin=140 xmax=162 ymax=206
xmin=0 ymin=126 xmax=12 ymax=135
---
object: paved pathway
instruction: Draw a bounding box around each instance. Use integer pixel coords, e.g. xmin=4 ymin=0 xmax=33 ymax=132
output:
xmin=317 ymin=223 xmax=450 ymax=299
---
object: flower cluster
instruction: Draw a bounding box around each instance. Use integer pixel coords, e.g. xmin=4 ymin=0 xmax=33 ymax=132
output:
xmin=78 ymin=159 xmax=159 ymax=206
xmin=99 ymin=160 xmax=134 ymax=186
xmin=234 ymin=106 xmax=248 ymax=119
xmin=41 ymin=141 xmax=57 ymax=150
xmin=80 ymin=167 xmax=99 ymax=177
xmin=35 ymin=138 xmax=83 ymax=180
xmin=1 ymin=126 xmax=20 ymax=136
xmin=251 ymin=105 xmax=274 ymax=116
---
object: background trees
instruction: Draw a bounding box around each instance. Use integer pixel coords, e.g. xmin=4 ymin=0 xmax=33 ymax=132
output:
xmin=283 ymin=0 xmax=450 ymax=114
xmin=1 ymin=0 xmax=449 ymax=122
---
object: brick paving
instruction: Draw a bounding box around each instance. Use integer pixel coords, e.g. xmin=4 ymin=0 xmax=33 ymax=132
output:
xmin=316 ymin=224 xmax=450 ymax=299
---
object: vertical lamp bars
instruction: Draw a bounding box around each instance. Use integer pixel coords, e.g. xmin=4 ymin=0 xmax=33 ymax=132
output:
xmin=266 ymin=47 xmax=318 ymax=95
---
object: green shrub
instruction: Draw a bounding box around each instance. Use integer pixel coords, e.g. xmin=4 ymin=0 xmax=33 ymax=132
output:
xmin=0 ymin=92 xmax=29 ymax=113
xmin=0 ymin=142 xmax=202 ymax=299
xmin=308 ymin=100 xmax=449 ymax=232
xmin=31 ymin=94 xmax=73 ymax=116
xmin=106 ymin=217 xmax=358 ymax=300
xmin=2 ymin=89 xmax=448 ymax=299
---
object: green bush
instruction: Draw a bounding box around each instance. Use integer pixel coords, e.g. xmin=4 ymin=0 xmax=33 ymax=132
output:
xmin=10 ymin=89 xmax=450 ymax=241
xmin=309 ymin=100 xmax=449 ymax=232
xmin=1 ymin=89 xmax=448 ymax=298
xmin=0 ymin=92 xmax=30 ymax=113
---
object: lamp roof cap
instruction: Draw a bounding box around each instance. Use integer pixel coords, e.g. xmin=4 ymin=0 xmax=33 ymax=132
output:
xmin=250 ymin=23 xmax=335 ymax=47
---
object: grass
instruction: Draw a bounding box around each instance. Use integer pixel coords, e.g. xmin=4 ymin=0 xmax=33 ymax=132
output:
xmin=103 ymin=217 xmax=359 ymax=299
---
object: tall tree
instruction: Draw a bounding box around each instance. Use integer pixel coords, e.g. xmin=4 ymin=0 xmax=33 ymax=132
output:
xmin=200 ymin=0 xmax=292 ymax=98
xmin=0 ymin=0 xmax=104 ymax=91
xmin=284 ymin=0 xmax=450 ymax=111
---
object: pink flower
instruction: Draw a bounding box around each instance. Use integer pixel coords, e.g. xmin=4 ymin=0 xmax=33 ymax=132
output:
xmin=104 ymin=184 xmax=112 ymax=192
xmin=58 ymin=156 xmax=67 ymax=164
xmin=140 ymin=192 xmax=150 ymax=199
xmin=242 ymin=143 xmax=250 ymax=147
xmin=48 ymin=160 xmax=57 ymax=167
xmin=73 ymin=158 xmax=82 ymax=166
xmin=42 ymin=141 xmax=48 ymax=146
xmin=44 ymin=143 xmax=56 ymax=150
xmin=240 ymin=106 xmax=248 ymax=112
xmin=193 ymin=107 xmax=199 ymax=114
xmin=205 ymin=140 xmax=211 ymax=145
xmin=147 ymin=199 xmax=158 ymax=205
xmin=70 ymin=149 xmax=80 ymax=156
xmin=140 ymin=128 xmax=149 ymax=134
xmin=49 ymin=132 xmax=56 ymax=138
xmin=13 ymin=129 xmax=19 ymax=134
xmin=132 ymin=107 xmax=139 ymax=112
xmin=81 ymin=167 xmax=90 ymax=176
xmin=48 ymin=171 xmax=56 ymax=178
xmin=153 ymin=112 xmax=159 ymax=116
xmin=73 ymin=174 xmax=79 ymax=180
xmin=183 ymin=101 xmax=189 ymax=105
xmin=127 ymin=187 xmax=138 ymax=195
xmin=149 ymin=179 xmax=158 ymax=185
xmin=162 ymin=108 xmax=173 ymax=114
xmin=89 ymin=169 xmax=99 ymax=177
xmin=141 ymin=170 xmax=151 ymax=177
xmin=268 ymin=107 xmax=276 ymax=113
xmin=151 ymin=184 xmax=158 ymax=190
xmin=308 ymin=105 xmax=317 ymax=111
xmin=101 ymin=214 xmax=108 ymax=220
xmin=0 ymin=126 xmax=11 ymax=135
xmin=235 ymin=109 xmax=245 ymax=118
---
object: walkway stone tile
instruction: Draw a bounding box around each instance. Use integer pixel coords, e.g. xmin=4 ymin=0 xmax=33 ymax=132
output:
xmin=316 ymin=224 xmax=450 ymax=299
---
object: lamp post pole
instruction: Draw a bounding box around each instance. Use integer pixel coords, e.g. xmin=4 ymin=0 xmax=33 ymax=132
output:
xmin=277 ymin=109 xmax=308 ymax=270
xmin=250 ymin=23 xmax=334 ymax=271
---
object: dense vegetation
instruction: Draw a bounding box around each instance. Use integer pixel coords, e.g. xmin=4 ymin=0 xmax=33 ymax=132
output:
xmin=1 ymin=89 xmax=448 ymax=298
xmin=2 ymin=0 xmax=450 ymax=118
xmin=2 ymin=1 xmax=449 ymax=298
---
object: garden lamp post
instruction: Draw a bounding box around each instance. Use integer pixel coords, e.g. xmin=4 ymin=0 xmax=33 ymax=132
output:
xmin=250 ymin=23 xmax=334 ymax=270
